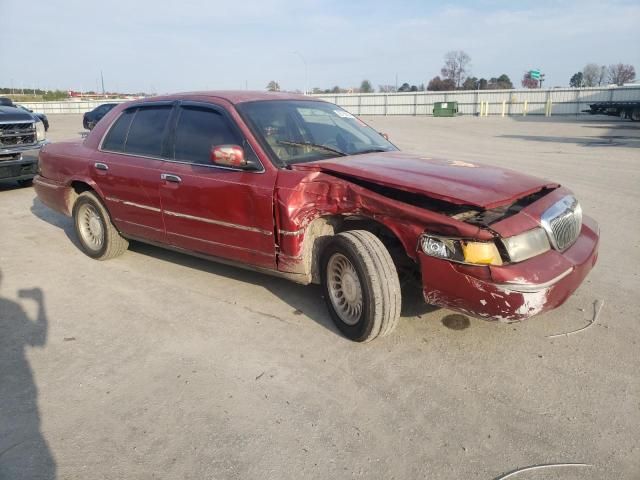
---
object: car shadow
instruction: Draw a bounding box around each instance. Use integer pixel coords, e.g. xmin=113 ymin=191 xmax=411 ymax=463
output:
xmin=30 ymin=198 xmax=81 ymax=249
xmin=0 ymin=269 xmax=56 ymax=479
xmin=497 ymin=133 xmax=640 ymax=148
xmin=30 ymin=197 xmax=437 ymax=337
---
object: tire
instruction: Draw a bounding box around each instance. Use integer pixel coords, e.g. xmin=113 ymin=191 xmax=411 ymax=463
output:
xmin=17 ymin=179 xmax=33 ymax=187
xmin=631 ymin=108 xmax=640 ymax=122
xmin=72 ymin=191 xmax=128 ymax=260
xmin=321 ymin=230 xmax=401 ymax=342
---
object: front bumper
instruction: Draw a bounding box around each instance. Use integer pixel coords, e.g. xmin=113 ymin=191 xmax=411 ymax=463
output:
xmin=0 ymin=154 xmax=39 ymax=182
xmin=0 ymin=140 xmax=48 ymax=156
xmin=420 ymin=215 xmax=599 ymax=322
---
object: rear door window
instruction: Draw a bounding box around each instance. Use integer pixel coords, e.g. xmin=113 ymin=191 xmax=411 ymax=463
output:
xmin=173 ymin=106 xmax=241 ymax=164
xmin=124 ymin=106 xmax=172 ymax=157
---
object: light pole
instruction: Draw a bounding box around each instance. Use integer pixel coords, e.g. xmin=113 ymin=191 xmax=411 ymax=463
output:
xmin=293 ymin=51 xmax=308 ymax=95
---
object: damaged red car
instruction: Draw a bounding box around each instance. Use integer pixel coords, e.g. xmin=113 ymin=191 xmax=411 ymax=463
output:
xmin=34 ymin=92 xmax=599 ymax=342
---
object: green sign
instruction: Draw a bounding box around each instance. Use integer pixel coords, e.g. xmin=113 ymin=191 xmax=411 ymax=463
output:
xmin=530 ymin=69 xmax=541 ymax=80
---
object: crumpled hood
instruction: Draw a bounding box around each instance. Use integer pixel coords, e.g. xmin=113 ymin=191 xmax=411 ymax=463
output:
xmin=296 ymin=152 xmax=558 ymax=210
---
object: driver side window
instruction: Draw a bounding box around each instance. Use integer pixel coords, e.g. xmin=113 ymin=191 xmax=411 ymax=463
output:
xmin=173 ymin=107 xmax=241 ymax=165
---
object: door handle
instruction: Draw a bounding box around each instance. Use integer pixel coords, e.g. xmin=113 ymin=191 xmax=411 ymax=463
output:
xmin=161 ymin=173 xmax=182 ymax=183
xmin=94 ymin=162 xmax=109 ymax=171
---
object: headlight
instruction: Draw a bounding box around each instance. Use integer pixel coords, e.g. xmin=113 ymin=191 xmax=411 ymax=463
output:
xmin=35 ymin=121 xmax=45 ymax=142
xmin=420 ymin=235 xmax=503 ymax=266
xmin=501 ymin=227 xmax=550 ymax=263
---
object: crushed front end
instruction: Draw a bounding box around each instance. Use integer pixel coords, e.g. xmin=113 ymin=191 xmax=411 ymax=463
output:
xmin=418 ymin=188 xmax=599 ymax=322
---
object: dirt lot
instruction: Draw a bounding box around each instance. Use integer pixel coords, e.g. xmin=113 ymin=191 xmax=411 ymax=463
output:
xmin=1 ymin=114 xmax=639 ymax=479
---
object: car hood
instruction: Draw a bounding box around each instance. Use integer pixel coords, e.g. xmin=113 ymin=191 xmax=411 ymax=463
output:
xmin=296 ymin=152 xmax=558 ymax=210
xmin=0 ymin=105 xmax=36 ymax=122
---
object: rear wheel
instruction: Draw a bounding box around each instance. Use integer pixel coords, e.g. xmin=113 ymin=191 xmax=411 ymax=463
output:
xmin=321 ymin=230 xmax=401 ymax=342
xmin=72 ymin=191 xmax=128 ymax=260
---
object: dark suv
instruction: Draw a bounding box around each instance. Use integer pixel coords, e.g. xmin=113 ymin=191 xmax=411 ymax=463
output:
xmin=83 ymin=103 xmax=118 ymax=130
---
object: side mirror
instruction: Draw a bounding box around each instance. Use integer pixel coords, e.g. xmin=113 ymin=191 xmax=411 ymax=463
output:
xmin=211 ymin=145 xmax=250 ymax=169
xmin=380 ymin=132 xmax=389 ymax=140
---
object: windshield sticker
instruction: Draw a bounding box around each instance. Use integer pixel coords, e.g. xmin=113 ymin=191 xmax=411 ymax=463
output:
xmin=334 ymin=110 xmax=355 ymax=119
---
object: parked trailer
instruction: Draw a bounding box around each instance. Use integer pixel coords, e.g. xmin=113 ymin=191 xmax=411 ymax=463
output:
xmin=584 ymin=101 xmax=640 ymax=121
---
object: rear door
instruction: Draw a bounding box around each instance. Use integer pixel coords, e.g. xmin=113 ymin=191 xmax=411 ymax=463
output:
xmin=158 ymin=102 xmax=277 ymax=269
xmin=93 ymin=103 xmax=173 ymax=242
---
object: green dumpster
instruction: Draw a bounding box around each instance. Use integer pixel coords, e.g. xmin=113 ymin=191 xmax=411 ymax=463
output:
xmin=433 ymin=101 xmax=458 ymax=117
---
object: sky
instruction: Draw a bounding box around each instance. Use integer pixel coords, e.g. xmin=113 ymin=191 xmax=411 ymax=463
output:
xmin=1 ymin=0 xmax=639 ymax=93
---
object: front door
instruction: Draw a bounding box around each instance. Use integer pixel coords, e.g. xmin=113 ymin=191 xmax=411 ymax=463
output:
xmin=158 ymin=103 xmax=276 ymax=269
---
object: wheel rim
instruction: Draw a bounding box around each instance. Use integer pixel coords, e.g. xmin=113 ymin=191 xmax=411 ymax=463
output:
xmin=327 ymin=253 xmax=363 ymax=326
xmin=77 ymin=203 xmax=104 ymax=251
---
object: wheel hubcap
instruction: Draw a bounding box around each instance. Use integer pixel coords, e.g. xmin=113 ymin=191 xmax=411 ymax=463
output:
xmin=327 ymin=253 xmax=363 ymax=326
xmin=78 ymin=204 xmax=104 ymax=251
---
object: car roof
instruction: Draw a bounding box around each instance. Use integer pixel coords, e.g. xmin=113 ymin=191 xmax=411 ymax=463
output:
xmin=134 ymin=91 xmax=318 ymax=105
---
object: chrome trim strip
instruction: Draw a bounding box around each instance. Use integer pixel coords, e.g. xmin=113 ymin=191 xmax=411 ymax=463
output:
xmin=114 ymin=218 xmax=164 ymax=233
xmin=496 ymin=268 xmax=573 ymax=293
xmin=33 ymin=177 xmax=63 ymax=189
xmin=105 ymin=196 xmax=162 ymax=213
xmin=167 ymin=231 xmax=273 ymax=256
xmin=279 ymin=228 xmax=305 ymax=236
xmin=164 ymin=210 xmax=272 ymax=235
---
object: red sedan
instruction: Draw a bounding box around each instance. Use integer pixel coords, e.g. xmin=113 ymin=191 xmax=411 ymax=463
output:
xmin=34 ymin=91 xmax=599 ymax=342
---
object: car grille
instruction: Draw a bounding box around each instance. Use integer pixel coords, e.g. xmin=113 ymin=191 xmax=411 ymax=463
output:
xmin=0 ymin=122 xmax=36 ymax=147
xmin=541 ymin=196 xmax=583 ymax=251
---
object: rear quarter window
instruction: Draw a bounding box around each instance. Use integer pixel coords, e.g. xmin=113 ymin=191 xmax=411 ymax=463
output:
xmin=102 ymin=109 xmax=135 ymax=153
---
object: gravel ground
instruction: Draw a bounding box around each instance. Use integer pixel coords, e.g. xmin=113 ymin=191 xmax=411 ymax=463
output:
xmin=1 ymin=113 xmax=638 ymax=480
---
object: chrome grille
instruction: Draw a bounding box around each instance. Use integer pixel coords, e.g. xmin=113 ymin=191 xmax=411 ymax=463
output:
xmin=0 ymin=122 xmax=36 ymax=147
xmin=541 ymin=196 xmax=582 ymax=251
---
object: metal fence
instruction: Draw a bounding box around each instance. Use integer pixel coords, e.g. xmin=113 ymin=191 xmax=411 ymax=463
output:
xmin=18 ymin=99 xmax=129 ymax=114
xmin=311 ymin=86 xmax=640 ymax=116
xmin=16 ymin=86 xmax=640 ymax=116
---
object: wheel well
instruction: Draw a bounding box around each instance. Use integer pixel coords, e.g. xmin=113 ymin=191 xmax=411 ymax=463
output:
xmin=64 ymin=181 xmax=96 ymax=215
xmin=305 ymin=215 xmax=418 ymax=285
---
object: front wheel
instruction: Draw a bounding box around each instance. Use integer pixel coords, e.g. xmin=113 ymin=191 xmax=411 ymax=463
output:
xmin=72 ymin=191 xmax=129 ymax=260
xmin=321 ymin=230 xmax=401 ymax=342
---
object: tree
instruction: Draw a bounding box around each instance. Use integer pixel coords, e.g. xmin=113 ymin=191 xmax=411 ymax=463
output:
xmin=426 ymin=76 xmax=456 ymax=91
xmin=462 ymin=77 xmax=478 ymax=90
xmin=597 ymin=65 xmax=607 ymax=86
xmin=378 ymin=85 xmax=397 ymax=93
xmin=494 ymin=74 xmax=513 ymax=89
xmin=570 ymin=72 xmax=584 ymax=88
xmin=398 ymin=82 xmax=411 ymax=92
xmin=582 ymin=63 xmax=601 ymax=87
xmin=360 ymin=80 xmax=373 ymax=93
xmin=521 ymin=72 xmax=539 ymax=89
xmin=409 ymin=85 xmax=418 ymax=92
xmin=441 ymin=50 xmax=471 ymax=88
xmin=330 ymin=86 xmax=342 ymax=94
xmin=266 ymin=81 xmax=280 ymax=92
xmin=607 ymin=63 xmax=636 ymax=86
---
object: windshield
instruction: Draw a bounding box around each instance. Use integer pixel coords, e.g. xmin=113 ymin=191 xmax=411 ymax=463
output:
xmin=237 ymin=100 xmax=397 ymax=165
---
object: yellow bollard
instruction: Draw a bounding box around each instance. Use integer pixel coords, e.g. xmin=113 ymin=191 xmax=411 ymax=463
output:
xmin=501 ymin=100 xmax=506 ymax=117
xmin=523 ymin=100 xmax=528 ymax=116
